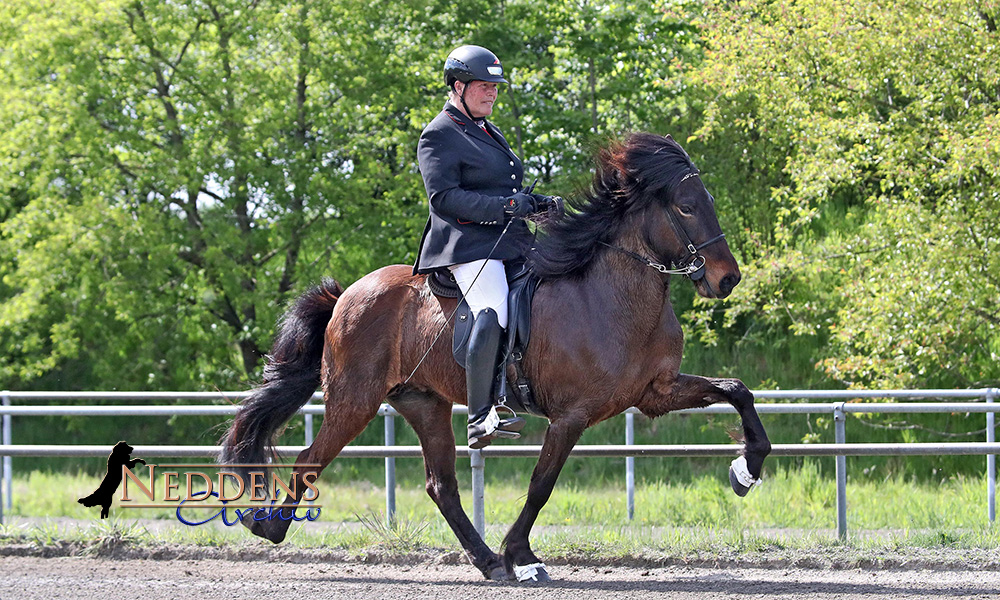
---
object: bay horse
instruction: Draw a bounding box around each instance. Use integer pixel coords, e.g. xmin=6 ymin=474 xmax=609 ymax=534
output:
xmin=220 ymin=132 xmax=771 ymax=582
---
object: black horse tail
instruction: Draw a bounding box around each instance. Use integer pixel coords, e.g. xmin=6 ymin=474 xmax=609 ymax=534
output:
xmin=219 ymin=279 xmax=343 ymax=471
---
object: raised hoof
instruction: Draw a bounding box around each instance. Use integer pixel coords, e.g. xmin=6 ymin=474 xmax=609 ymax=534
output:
xmin=728 ymin=455 xmax=760 ymax=497
xmin=513 ymin=562 xmax=550 ymax=583
xmin=729 ymin=465 xmax=752 ymax=497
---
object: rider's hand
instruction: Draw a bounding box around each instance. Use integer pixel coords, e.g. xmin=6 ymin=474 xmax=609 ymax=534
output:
xmin=504 ymin=192 xmax=538 ymax=219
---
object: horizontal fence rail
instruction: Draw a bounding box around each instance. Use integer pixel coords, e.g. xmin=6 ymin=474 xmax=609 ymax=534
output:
xmin=4 ymin=401 xmax=1000 ymax=416
xmin=1 ymin=388 xmax=998 ymax=539
xmin=3 ymin=443 xmax=999 ymax=459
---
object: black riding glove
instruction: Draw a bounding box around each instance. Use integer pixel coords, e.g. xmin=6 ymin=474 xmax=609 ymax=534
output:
xmin=504 ymin=192 xmax=538 ymax=219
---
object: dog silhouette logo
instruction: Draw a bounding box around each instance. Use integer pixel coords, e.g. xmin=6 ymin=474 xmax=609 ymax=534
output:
xmin=77 ymin=441 xmax=146 ymax=519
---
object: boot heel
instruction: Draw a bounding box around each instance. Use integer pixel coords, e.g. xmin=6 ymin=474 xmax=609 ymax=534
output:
xmin=468 ymin=432 xmax=496 ymax=449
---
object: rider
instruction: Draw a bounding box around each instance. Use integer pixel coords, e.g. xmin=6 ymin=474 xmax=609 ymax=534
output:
xmin=413 ymin=45 xmax=550 ymax=449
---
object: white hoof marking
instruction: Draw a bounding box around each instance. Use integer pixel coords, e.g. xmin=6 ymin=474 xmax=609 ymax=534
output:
xmin=731 ymin=455 xmax=761 ymax=489
xmin=514 ymin=562 xmax=547 ymax=582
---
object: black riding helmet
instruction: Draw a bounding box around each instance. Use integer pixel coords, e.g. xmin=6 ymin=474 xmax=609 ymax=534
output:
xmin=444 ymin=45 xmax=508 ymax=89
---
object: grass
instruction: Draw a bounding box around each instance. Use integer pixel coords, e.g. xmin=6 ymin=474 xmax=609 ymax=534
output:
xmin=2 ymin=461 xmax=998 ymax=558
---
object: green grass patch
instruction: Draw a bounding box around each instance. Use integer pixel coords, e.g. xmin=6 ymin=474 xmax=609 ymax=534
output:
xmin=3 ymin=462 xmax=997 ymax=557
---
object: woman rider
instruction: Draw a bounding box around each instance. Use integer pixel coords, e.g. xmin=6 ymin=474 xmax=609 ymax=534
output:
xmin=413 ymin=45 xmax=552 ymax=449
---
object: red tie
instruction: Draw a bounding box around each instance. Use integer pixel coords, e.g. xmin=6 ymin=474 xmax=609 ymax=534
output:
xmin=478 ymin=121 xmax=495 ymax=140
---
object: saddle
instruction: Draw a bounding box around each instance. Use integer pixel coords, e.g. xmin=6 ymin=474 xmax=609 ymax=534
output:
xmin=427 ymin=263 xmax=546 ymax=417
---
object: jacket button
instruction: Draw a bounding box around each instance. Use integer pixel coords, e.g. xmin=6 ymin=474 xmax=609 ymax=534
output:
xmin=512 ymin=188 xmax=518 ymax=193
xmin=510 ymin=174 xmax=516 ymax=179
xmin=509 ymin=161 xmax=514 ymax=167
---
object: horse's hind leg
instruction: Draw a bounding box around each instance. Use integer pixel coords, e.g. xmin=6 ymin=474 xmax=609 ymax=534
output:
xmin=243 ymin=390 xmax=381 ymax=544
xmin=389 ymin=389 xmax=508 ymax=581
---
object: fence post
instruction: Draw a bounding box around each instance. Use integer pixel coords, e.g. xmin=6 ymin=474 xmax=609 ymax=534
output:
xmin=304 ymin=399 xmax=314 ymax=448
xmin=988 ymin=388 xmax=996 ymax=524
xmin=625 ymin=411 xmax=635 ymax=521
xmin=384 ymin=409 xmax=396 ymax=528
xmin=834 ymin=402 xmax=847 ymax=540
xmin=470 ymin=448 xmax=485 ymax=538
xmin=2 ymin=391 xmax=10 ymax=519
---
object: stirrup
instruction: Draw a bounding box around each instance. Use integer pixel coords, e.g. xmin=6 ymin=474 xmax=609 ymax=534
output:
xmin=468 ymin=407 xmax=524 ymax=449
xmin=494 ymin=403 xmax=525 ymax=433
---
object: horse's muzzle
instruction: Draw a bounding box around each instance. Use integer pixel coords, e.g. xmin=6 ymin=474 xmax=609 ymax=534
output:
xmin=717 ymin=273 xmax=741 ymax=298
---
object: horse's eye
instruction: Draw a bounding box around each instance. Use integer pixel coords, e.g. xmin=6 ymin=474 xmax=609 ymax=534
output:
xmin=678 ymin=204 xmax=694 ymax=217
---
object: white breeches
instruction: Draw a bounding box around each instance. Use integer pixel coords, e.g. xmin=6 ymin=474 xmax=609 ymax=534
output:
xmin=449 ymin=259 xmax=509 ymax=328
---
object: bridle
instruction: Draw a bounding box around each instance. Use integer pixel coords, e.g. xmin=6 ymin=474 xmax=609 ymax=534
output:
xmin=600 ymin=170 xmax=726 ymax=281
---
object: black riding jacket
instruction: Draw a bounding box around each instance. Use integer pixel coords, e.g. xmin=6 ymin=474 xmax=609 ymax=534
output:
xmin=413 ymin=103 xmax=533 ymax=274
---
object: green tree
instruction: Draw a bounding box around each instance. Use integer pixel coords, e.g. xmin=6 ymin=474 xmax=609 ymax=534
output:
xmin=689 ymin=0 xmax=1000 ymax=388
xmin=487 ymin=0 xmax=701 ymax=190
xmin=0 ymin=0 xmax=706 ymax=391
xmin=0 ymin=0 xmax=434 ymax=389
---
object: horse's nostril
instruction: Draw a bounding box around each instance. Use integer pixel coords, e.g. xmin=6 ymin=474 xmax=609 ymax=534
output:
xmin=719 ymin=274 xmax=741 ymax=296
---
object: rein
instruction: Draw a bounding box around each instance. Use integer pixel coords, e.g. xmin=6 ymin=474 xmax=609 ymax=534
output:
xmin=599 ymin=171 xmax=726 ymax=279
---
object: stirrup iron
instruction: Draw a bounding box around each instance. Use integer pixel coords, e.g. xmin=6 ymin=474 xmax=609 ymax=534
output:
xmin=484 ymin=406 xmax=524 ymax=439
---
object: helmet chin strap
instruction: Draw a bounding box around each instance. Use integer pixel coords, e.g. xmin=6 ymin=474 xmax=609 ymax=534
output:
xmin=458 ymin=82 xmax=478 ymax=121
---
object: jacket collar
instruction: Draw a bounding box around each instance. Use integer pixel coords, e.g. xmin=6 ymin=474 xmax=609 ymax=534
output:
xmin=443 ymin=102 xmax=515 ymax=159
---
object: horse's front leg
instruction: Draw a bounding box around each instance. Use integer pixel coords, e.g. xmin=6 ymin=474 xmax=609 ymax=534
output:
xmin=502 ymin=415 xmax=587 ymax=582
xmin=637 ymin=373 xmax=771 ymax=496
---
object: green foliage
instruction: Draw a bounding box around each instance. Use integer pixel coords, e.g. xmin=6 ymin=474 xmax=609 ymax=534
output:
xmin=688 ymin=0 xmax=1000 ymax=388
xmin=0 ymin=0 xmax=435 ymax=390
xmin=0 ymin=0 xmax=697 ymax=391
xmin=1 ymin=0 xmax=997 ymax=480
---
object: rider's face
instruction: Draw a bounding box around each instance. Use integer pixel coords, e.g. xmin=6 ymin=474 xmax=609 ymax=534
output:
xmin=456 ymin=80 xmax=499 ymax=119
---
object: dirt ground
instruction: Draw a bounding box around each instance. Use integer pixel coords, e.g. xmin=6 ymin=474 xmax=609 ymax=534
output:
xmin=2 ymin=551 xmax=999 ymax=600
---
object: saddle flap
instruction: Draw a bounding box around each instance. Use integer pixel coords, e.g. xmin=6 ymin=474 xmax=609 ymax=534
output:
xmin=447 ymin=267 xmax=546 ymax=418
xmin=449 ymin=269 xmax=540 ymax=369
xmin=505 ymin=270 xmax=539 ymax=358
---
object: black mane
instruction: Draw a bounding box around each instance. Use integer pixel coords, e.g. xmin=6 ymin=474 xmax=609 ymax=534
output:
xmin=528 ymin=133 xmax=698 ymax=279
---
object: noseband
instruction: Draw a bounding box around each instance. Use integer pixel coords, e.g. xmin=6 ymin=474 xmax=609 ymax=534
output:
xmin=600 ymin=171 xmax=726 ymax=280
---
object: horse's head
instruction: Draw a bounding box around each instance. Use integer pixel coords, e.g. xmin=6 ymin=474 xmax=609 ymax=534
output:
xmin=623 ymin=134 xmax=741 ymax=299
xmin=653 ymin=171 xmax=740 ymax=299
xmin=528 ymin=133 xmax=742 ymax=299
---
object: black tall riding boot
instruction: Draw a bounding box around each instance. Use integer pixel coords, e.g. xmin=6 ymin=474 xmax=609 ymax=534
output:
xmin=466 ymin=308 xmax=526 ymax=449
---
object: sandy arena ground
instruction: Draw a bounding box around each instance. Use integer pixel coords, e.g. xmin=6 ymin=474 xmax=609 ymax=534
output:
xmin=2 ymin=552 xmax=999 ymax=600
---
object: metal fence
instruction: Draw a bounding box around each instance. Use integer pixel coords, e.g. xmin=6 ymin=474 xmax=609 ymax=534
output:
xmin=1 ymin=388 xmax=998 ymax=540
